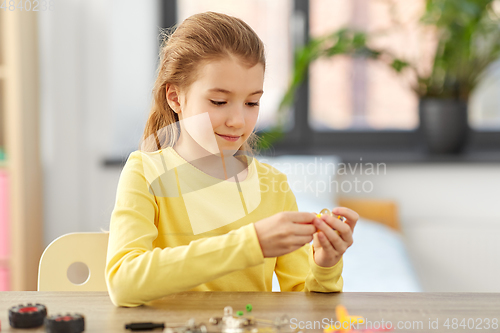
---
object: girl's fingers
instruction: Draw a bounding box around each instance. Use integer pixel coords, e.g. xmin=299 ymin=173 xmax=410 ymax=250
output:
xmin=320 ymin=214 xmax=353 ymax=246
xmin=285 ymin=211 xmax=317 ymax=224
xmin=317 ymin=231 xmax=335 ymax=253
xmin=318 ymin=232 xmax=344 ymax=263
xmin=330 ymin=207 xmax=359 ymax=230
xmin=293 ymin=235 xmax=315 ymax=246
xmin=312 ymin=232 xmax=320 ymax=250
xmin=314 ymin=219 xmax=346 ymax=252
xmin=293 ymin=222 xmax=317 ymax=236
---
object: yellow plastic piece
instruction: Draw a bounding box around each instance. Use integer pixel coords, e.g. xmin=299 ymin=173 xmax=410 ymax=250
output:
xmin=320 ymin=208 xmax=332 ymax=216
xmin=318 ymin=209 xmax=347 ymax=222
xmin=38 ymin=232 xmax=109 ymax=291
xmin=315 ymin=209 xmax=347 ymax=236
xmin=324 ymin=305 xmax=364 ymax=332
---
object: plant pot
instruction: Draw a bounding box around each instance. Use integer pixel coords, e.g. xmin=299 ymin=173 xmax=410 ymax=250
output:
xmin=419 ymin=98 xmax=469 ymax=154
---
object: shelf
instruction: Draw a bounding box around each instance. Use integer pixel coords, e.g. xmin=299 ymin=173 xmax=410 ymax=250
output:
xmin=0 ymin=8 xmax=43 ymax=291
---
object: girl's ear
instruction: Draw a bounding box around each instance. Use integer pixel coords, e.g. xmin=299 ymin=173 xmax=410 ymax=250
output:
xmin=166 ymin=83 xmax=182 ymax=113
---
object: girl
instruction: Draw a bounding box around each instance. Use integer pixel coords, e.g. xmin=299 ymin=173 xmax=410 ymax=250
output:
xmin=105 ymin=11 xmax=357 ymax=308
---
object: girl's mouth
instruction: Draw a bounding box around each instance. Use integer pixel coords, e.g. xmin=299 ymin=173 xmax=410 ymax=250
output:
xmin=216 ymin=133 xmax=241 ymax=142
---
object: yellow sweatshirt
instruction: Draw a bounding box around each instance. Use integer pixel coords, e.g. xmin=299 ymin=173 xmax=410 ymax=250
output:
xmin=105 ymin=147 xmax=343 ymax=307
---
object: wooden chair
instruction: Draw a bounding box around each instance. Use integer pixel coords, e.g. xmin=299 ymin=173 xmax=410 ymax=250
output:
xmin=37 ymin=232 xmax=109 ymax=291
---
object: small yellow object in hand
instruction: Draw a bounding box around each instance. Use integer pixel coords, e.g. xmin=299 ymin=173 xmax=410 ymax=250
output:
xmin=317 ymin=208 xmax=347 ymax=223
xmin=315 ymin=208 xmax=347 ymax=235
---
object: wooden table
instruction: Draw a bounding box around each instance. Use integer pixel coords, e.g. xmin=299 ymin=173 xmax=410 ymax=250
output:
xmin=0 ymin=292 xmax=499 ymax=332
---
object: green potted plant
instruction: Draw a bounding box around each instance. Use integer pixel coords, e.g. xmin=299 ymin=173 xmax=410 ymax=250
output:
xmin=416 ymin=0 xmax=500 ymax=153
xmin=259 ymin=0 xmax=500 ymax=154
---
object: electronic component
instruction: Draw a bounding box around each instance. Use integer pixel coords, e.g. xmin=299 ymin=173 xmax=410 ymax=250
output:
xmin=164 ymin=318 xmax=208 ymax=333
xmin=166 ymin=306 xmax=300 ymax=333
xmin=125 ymin=322 xmax=165 ymax=331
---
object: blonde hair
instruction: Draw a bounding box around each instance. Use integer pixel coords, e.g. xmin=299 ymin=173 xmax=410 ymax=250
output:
xmin=141 ymin=12 xmax=266 ymax=154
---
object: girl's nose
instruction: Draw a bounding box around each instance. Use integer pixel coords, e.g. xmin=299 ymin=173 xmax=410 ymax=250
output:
xmin=226 ymin=106 xmax=245 ymax=128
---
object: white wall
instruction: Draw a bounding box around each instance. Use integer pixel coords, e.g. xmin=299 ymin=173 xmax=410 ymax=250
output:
xmin=38 ymin=0 xmax=158 ymax=246
xmin=338 ymin=163 xmax=500 ymax=292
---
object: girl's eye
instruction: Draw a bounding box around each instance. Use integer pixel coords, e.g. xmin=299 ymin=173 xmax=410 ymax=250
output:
xmin=210 ymin=100 xmax=226 ymax=106
xmin=247 ymin=102 xmax=260 ymax=107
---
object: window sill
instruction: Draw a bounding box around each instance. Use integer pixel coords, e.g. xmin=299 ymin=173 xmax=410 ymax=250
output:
xmin=262 ymin=148 xmax=500 ymax=164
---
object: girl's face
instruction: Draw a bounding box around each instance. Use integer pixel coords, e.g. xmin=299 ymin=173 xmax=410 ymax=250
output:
xmin=167 ymin=55 xmax=264 ymax=156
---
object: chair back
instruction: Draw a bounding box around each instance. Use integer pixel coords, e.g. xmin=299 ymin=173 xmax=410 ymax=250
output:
xmin=38 ymin=232 xmax=109 ymax=291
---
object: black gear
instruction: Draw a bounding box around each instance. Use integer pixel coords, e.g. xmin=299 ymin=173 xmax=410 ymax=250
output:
xmin=45 ymin=313 xmax=85 ymax=333
xmin=8 ymin=303 xmax=47 ymax=328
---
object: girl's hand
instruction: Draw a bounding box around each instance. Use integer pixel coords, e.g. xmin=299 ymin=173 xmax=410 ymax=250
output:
xmin=254 ymin=212 xmax=318 ymax=257
xmin=312 ymin=207 xmax=358 ymax=267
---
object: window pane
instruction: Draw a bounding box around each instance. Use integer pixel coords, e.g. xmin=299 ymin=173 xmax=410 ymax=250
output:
xmin=177 ymin=0 xmax=293 ymax=130
xmin=309 ymin=0 xmax=425 ymax=131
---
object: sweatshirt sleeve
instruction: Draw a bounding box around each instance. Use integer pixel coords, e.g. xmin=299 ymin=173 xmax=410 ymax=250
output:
xmin=274 ymin=176 xmax=343 ymax=292
xmin=105 ymin=152 xmax=265 ymax=307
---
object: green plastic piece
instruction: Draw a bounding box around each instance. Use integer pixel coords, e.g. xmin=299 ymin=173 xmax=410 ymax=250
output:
xmin=236 ymin=311 xmax=244 ymax=317
xmin=246 ymin=304 xmax=252 ymax=312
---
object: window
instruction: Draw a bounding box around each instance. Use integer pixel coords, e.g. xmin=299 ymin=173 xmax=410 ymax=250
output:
xmin=271 ymin=0 xmax=500 ymax=153
xmin=104 ymin=0 xmax=500 ymax=166
xmin=157 ymin=0 xmax=500 ymax=156
xmin=309 ymin=0 xmax=424 ymax=131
